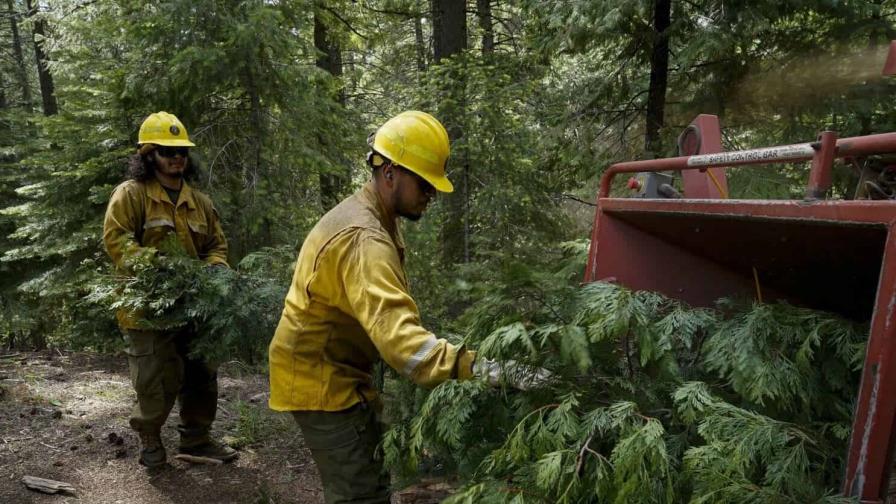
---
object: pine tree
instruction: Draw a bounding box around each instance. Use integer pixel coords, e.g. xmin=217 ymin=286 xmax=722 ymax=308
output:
xmin=0 ymin=0 xmax=359 ymax=347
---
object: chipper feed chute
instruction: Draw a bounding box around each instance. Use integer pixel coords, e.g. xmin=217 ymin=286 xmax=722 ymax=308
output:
xmin=585 ymin=119 xmax=896 ymax=502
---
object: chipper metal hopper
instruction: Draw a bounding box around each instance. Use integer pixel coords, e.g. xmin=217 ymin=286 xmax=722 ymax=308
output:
xmin=583 ymin=45 xmax=896 ymax=501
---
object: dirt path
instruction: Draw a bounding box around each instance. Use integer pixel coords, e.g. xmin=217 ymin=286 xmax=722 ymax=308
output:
xmin=0 ymin=351 xmax=325 ymax=504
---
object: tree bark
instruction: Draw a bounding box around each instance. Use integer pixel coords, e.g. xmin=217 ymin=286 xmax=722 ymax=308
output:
xmin=0 ymin=70 xmax=7 ymax=110
xmin=246 ymin=70 xmax=263 ymax=182
xmin=432 ymin=0 xmax=466 ymax=63
xmin=414 ymin=0 xmax=427 ymax=71
xmin=860 ymin=0 xmax=887 ymax=136
xmin=314 ymin=5 xmax=349 ymax=211
xmin=477 ymin=0 xmax=494 ymax=55
xmin=8 ymin=0 xmax=32 ymax=107
xmin=232 ymin=65 xmax=270 ymax=260
xmin=314 ymin=6 xmax=344 ymax=104
xmin=26 ymin=0 xmax=57 ymax=116
xmin=644 ymin=0 xmax=671 ymax=157
xmin=432 ymin=0 xmax=469 ymax=265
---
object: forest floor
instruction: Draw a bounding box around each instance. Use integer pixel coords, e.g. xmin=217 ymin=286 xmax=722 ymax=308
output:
xmin=0 ymin=351 xmax=451 ymax=504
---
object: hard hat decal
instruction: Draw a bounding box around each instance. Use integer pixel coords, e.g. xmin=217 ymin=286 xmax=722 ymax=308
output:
xmin=137 ymin=111 xmax=196 ymax=147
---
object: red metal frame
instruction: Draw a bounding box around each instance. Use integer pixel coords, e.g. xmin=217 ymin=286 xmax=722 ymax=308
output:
xmin=585 ymin=131 xmax=896 ymax=502
xmin=807 ymin=131 xmax=837 ymax=199
xmin=598 ymin=132 xmax=896 ymax=199
xmin=679 ymin=114 xmax=728 ymax=198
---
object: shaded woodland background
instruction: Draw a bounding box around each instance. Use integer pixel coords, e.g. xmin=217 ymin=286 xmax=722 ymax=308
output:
xmin=4 ymin=3 xmax=896 ymax=502
xmin=0 ymin=0 xmax=896 ymax=347
xmin=0 ymin=0 xmax=895 ymax=371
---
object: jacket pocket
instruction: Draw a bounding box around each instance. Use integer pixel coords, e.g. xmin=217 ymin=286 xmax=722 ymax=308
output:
xmin=187 ymin=219 xmax=209 ymax=248
xmin=187 ymin=220 xmax=207 ymax=235
xmin=141 ymin=218 xmax=175 ymax=246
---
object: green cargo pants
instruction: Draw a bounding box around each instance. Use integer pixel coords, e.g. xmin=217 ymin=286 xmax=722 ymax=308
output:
xmin=123 ymin=328 xmax=219 ymax=446
xmin=292 ymin=404 xmax=390 ymax=504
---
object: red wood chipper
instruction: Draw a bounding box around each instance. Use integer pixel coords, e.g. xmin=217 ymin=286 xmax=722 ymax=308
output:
xmin=583 ymin=42 xmax=896 ymax=503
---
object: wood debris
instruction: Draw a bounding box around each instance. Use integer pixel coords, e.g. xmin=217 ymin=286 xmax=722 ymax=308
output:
xmin=174 ymin=454 xmax=224 ymax=465
xmin=22 ymin=475 xmax=76 ymax=495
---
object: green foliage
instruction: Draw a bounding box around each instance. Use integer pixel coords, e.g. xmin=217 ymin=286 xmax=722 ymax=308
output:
xmin=705 ymin=300 xmax=865 ymax=420
xmin=0 ymin=1 xmax=889 ymax=501
xmin=83 ymin=241 xmax=290 ymax=363
xmin=384 ymin=261 xmax=867 ymax=502
xmin=3 ymin=0 xmax=890 ymax=353
xmin=0 ymin=0 xmax=353 ymax=348
xmin=234 ymin=400 xmax=293 ymax=449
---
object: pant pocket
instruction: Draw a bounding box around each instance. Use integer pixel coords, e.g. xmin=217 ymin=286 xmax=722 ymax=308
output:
xmin=302 ymin=421 xmax=361 ymax=451
xmin=124 ymin=331 xmax=160 ymax=394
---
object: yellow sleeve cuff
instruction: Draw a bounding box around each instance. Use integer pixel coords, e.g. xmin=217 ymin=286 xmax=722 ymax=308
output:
xmin=457 ymin=349 xmax=477 ymax=380
xmin=205 ymin=257 xmax=230 ymax=267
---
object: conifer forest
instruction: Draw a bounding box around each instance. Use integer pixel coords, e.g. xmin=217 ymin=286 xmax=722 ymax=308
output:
xmin=3 ymin=1 xmax=896 ymax=503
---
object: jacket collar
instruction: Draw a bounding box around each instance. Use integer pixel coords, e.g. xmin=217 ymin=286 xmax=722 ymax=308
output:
xmin=360 ymin=181 xmax=405 ymax=252
xmin=146 ymin=177 xmax=196 ymax=209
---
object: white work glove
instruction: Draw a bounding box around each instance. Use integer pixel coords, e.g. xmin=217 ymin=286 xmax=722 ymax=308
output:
xmin=473 ymin=358 xmax=553 ymax=391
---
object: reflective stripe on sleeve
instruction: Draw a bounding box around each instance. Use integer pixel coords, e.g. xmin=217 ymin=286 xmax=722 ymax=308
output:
xmin=403 ymin=335 xmax=439 ymax=376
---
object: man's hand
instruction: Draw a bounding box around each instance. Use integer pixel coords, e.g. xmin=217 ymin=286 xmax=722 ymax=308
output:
xmin=473 ymin=358 xmax=553 ymax=391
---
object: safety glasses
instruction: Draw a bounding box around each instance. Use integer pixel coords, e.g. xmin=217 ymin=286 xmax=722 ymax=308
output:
xmin=156 ymin=146 xmax=190 ymax=158
xmin=399 ymin=166 xmax=436 ymax=195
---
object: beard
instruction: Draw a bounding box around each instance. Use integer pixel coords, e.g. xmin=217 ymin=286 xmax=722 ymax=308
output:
xmin=158 ymin=163 xmax=185 ymax=178
xmin=398 ymin=209 xmax=423 ymax=221
xmin=392 ymin=192 xmax=425 ymax=221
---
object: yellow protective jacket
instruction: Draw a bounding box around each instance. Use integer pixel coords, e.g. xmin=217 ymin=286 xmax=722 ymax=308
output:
xmin=268 ymin=182 xmax=476 ymax=412
xmin=102 ymin=177 xmax=229 ymax=329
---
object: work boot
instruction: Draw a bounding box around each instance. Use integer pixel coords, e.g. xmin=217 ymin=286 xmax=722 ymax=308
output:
xmin=178 ymin=438 xmax=238 ymax=463
xmin=138 ymin=432 xmax=167 ymax=468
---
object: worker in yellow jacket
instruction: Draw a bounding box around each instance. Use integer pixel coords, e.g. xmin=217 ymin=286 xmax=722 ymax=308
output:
xmin=103 ymin=112 xmax=237 ymax=468
xmin=268 ymin=111 xmax=549 ymax=503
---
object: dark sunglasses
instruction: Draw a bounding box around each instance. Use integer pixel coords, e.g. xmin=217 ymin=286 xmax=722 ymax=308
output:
xmin=397 ymin=166 xmax=436 ymax=195
xmin=156 ymin=146 xmax=190 ymax=158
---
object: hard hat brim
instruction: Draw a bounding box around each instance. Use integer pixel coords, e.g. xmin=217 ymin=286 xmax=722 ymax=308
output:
xmin=425 ymin=173 xmax=454 ymax=193
xmin=138 ymin=139 xmax=196 ymax=147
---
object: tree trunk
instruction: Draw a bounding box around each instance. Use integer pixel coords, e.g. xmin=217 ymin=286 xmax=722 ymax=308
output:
xmin=345 ymin=50 xmax=356 ymax=97
xmin=644 ymin=0 xmax=671 ymax=157
xmin=432 ymin=0 xmax=466 ymax=63
xmin=314 ymin=6 xmax=344 ymax=104
xmin=8 ymin=0 xmax=32 ymax=107
xmin=314 ymin=5 xmax=349 ymax=211
xmin=432 ymin=0 xmax=469 ymax=265
xmin=26 ymin=0 xmax=57 ymax=116
xmin=0 ymin=67 xmax=7 ymax=109
xmin=860 ymin=0 xmax=886 ymax=136
xmin=246 ymin=70 xmax=264 ymax=182
xmin=477 ymin=0 xmax=494 ymax=55
xmin=414 ymin=0 xmax=427 ymax=71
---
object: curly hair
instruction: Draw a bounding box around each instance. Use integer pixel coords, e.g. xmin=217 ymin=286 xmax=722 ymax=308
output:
xmin=127 ymin=151 xmax=200 ymax=182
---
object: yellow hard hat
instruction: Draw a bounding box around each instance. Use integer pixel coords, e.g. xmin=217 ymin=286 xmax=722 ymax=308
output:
xmin=371 ymin=111 xmax=453 ymax=193
xmin=137 ymin=111 xmax=196 ymax=147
